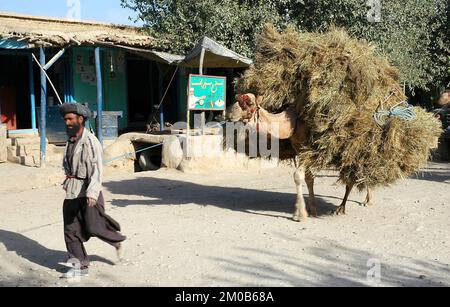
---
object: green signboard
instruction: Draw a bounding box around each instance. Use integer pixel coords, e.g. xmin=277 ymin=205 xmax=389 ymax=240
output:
xmin=188 ymin=74 xmax=226 ymax=111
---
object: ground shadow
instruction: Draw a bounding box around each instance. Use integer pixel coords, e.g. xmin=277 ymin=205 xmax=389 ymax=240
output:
xmin=411 ymin=164 xmax=450 ymax=183
xmin=0 ymin=229 xmax=115 ymax=273
xmin=104 ymin=177 xmax=345 ymax=218
xmin=207 ymin=233 xmax=450 ymax=287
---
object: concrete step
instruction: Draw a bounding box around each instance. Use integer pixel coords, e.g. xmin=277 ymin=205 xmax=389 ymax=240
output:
xmin=10 ymin=137 xmax=48 ymax=146
xmin=20 ymin=155 xmax=40 ymax=167
xmin=7 ymin=146 xmax=19 ymax=161
xmin=8 ymin=144 xmax=59 ymax=157
xmin=17 ymin=145 xmax=49 ymax=156
xmin=7 ymin=144 xmax=62 ymax=167
xmin=7 ymin=131 xmax=39 ymax=139
xmin=9 ymin=154 xmax=62 ymax=167
xmin=7 ymin=153 xmax=20 ymax=164
xmin=11 ymin=145 xmax=38 ymax=157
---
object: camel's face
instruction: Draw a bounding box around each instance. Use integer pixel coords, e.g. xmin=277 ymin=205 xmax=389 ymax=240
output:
xmin=227 ymin=93 xmax=258 ymax=123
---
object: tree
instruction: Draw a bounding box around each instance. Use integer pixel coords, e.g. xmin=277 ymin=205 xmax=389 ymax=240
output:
xmin=283 ymin=0 xmax=449 ymax=91
xmin=121 ymin=0 xmax=288 ymax=57
xmin=122 ymin=0 xmax=449 ymax=91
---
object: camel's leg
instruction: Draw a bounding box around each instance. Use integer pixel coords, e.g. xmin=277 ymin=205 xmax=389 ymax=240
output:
xmin=362 ymin=187 xmax=373 ymax=207
xmin=305 ymin=171 xmax=318 ymax=217
xmin=293 ymin=167 xmax=308 ymax=222
xmin=335 ymin=184 xmax=354 ymax=215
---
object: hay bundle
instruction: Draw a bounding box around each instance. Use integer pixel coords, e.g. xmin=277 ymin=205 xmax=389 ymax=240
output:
xmin=236 ymin=24 xmax=442 ymax=189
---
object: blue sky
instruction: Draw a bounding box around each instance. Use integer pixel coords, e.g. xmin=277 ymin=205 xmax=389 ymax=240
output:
xmin=0 ymin=0 xmax=143 ymax=26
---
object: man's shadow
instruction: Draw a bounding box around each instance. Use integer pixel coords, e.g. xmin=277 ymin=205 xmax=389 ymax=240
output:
xmin=0 ymin=229 xmax=115 ymax=273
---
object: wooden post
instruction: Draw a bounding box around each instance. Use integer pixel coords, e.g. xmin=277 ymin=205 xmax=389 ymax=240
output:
xmin=39 ymin=47 xmax=47 ymax=168
xmin=186 ymin=78 xmax=191 ymax=159
xmin=186 ymin=86 xmax=190 ymax=134
xmin=157 ymin=63 xmax=164 ymax=132
xmin=199 ymin=48 xmax=206 ymax=135
xmin=199 ymin=48 xmax=205 ymax=75
xmin=28 ymin=54 xmax=36 ymax=131
xmin=95 ymin=47 xmax=103 ymax=146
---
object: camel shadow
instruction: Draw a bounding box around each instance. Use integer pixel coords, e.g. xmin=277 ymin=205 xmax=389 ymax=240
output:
xmin=105 ymin=177 xmax=345 ymax=219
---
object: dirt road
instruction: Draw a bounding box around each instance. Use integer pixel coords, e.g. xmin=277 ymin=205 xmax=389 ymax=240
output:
xmin=0 ymin=162 xmax=449 ymax=287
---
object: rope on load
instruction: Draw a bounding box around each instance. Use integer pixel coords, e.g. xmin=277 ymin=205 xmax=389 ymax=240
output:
xmin=374 ymin=100 xmax=417 ymax=127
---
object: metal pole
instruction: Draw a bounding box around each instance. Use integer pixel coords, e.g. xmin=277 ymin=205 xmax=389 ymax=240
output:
xmin=199 ymin=48 xmax=206 ymax=134
xmin=199 ymin=48 xmax=205 ymax=75
xmin=64 ymin=60 xmax=68 ymax=103
xmin=160 ymin=104 xmax=164 ymax=132
xmin=31 ymin=53 xmax=63 ymax=105
xmin=43 ymin=48 xmax=66 ymax=71
xmin=69 ymin=54 xmax=74 ymax=102
xmin=39 ymin=47 xmax=47 ymax=167
xmin=95 ymin=47 xmax=103 ymax=145
xmin=158 ymin=64 xmax=164 ymax=132
xmin=186 ymin=80 xmax=190 ymax=132
xmin=28 ymin=54 xmax=36 ymax=130
xmin=186 ymin=84 xmax=190 ymax=158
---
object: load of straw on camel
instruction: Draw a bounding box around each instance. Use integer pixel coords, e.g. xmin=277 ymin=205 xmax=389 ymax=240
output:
xmin=233 ymin=24 xmax=442 ymax=191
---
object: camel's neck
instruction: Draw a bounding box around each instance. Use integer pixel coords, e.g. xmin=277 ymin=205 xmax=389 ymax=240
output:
xmin=251 ymin=107 xmax=297 ymax=140
xmin=255 ymin=108 xmax=271 ymax=123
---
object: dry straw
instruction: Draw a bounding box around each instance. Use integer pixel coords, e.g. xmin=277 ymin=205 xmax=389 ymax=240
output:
xmin=236 ymin=24 xmax=442 ymax=189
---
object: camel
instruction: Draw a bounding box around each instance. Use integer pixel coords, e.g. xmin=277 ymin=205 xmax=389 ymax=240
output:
xmin=228 ymin=93 xmax=373 ymax=221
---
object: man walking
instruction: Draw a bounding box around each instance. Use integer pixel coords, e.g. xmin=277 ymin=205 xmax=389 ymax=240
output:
xmin=59 ymin=103 xmax=126 ymax=279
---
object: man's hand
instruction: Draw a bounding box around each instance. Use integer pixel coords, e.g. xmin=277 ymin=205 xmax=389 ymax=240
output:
xmin=87 ymin=197 xmax=97 ymax=207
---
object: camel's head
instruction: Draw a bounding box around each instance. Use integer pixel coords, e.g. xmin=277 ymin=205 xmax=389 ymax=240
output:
xmin=227 ymin=93 xmax=259 ymax=123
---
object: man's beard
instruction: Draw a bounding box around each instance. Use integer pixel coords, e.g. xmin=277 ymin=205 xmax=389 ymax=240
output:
xmin=66 ymin=123 xmax=81 ymax=137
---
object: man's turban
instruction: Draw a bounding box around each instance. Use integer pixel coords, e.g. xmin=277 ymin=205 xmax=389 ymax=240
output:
xmin=59 ymin=103 xmax=93 ymax=119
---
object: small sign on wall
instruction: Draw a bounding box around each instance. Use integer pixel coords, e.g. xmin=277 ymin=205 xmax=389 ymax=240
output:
xmin=188 ymin=74 xmax=226 ymax=111
xmin=76 ymin=53 xmax=83 ymax=65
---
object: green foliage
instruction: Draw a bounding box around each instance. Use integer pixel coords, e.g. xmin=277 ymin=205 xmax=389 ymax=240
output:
xmin=122 ymin=0 xmax=449 ymax=90
xmin=121 ymin=0 xmax=287 ymax=57
xmin=285 ymin=0 xmax=449 ymax=90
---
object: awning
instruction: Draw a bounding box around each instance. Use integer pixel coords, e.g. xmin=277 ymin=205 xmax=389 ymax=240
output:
xmin=114 ymin=44 xmax=184 ymax=65
xmin=0 ymin=38 xmax=28 ymax=49
xmin=180 ymin=36 xmax=252 ymax=68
